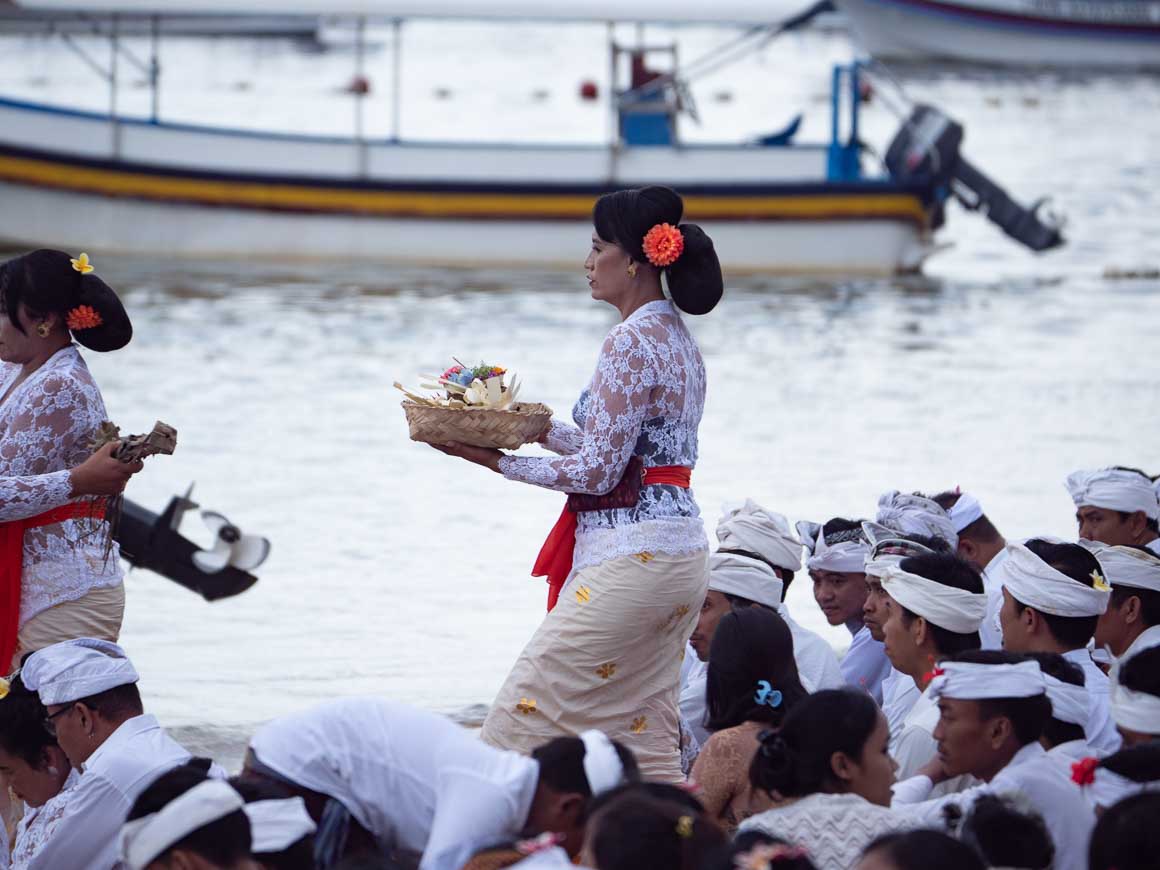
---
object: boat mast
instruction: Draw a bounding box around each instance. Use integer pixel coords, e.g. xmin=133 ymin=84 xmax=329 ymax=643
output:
xmin=391 ymin=17 xmax=403 ymax=143
xmin=354 ymin=14 xmax=366 ymax=176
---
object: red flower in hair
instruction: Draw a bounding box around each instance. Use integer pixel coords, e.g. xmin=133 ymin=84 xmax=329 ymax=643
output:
xmin=66 ymin=305 xmax=103 ymax=331
xmin=642 ymin=223 xmax=684 ymax=267
xmin=1071 ymin=756 xmax=1099 ymax=786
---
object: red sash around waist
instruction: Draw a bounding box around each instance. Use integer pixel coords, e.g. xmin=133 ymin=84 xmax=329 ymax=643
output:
xmin=532 ymin=465 xmax=691 ymax=612
xmin=1 ymin=501 xmax=105 ymax=669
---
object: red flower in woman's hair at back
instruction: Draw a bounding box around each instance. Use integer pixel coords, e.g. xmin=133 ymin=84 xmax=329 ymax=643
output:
xmin=642 ymin=223 xmax=684 ymax=267
xmin=1071 ymin=756 xmax=1099 ymax=786
xmin=66 ymin=305 xmax=103 ymax=331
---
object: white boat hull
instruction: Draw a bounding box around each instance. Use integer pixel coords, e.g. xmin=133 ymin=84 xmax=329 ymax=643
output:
xmin=837 ymin=0 xmax=1160 ymax=68
xmin=0 ymin=179 xmax=932 ymax=274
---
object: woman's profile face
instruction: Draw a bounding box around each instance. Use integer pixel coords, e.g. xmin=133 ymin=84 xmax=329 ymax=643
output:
xmin=0 ymin=745 xmax=68 ymax=808
xmin=584 ymin=233 xmax=633 ymax=307
xmin=840 ymin=711 xmax=897 ymax=807
xmin=0 ymin=303 xmax=47 ymax=365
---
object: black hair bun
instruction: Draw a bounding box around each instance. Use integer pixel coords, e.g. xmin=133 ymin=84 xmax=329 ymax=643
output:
xmin=666 ymin=223 xmax=722 ymax=315
xmin=72 ymin=271 xmax=132 ymax=352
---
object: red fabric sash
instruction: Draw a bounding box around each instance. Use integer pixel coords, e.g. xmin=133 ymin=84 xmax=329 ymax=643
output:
xmin=1 ymin=501 xmax=106 ymax=670
xmin=532 ymin=466 xmax=692 ymax=611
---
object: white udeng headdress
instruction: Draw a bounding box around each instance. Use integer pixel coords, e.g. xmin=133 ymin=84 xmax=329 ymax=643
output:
xmin=579 ymin=730 xmax=624 ymax=796
xmin=1087 ymin=543 xmax=1160 ymax=593
xmin=1043 ymin=673 xmax=1088 ymax=726
xmin=717 ymin=499 xmax=802 ymax=572
xmin=996 ymin=542 xmax=1111 ymax=617
xmin=879 ymin=563 xmax=987 ymax=634
xmin=1066 ymin=468 xmax=1160 ymax=520
xmin=875 ymin=490 xmax=959 ymax=549
xmin=947 ymin=492 xmax=985 ymax=533
xmin=708 ymin=551 xmax=783 ymax=609
xmin=797 ymin=521 xmax=869 ymax=575
xmin=22 ymin=638 xmax=139 ymax=706
xmin=928 ymin=660 xmax=1046 ymax=701
xmin=1109 ymin=654 xmax=1160 ymax=735
xmin=245 ymin=797 xmax=317 ymax=853
xmin=121 ymin=780 xmax=244 ymax=870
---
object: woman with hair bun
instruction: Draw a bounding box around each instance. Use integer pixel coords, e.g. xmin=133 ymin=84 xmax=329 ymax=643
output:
xmin=0 ymin=249 xmax=142 ymax=671
xmin=433 ymin=186 xmax=722 ymax=781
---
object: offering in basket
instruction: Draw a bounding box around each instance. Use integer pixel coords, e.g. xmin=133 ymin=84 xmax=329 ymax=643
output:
xmin=396 ymin=361 xmax=552 ymax=450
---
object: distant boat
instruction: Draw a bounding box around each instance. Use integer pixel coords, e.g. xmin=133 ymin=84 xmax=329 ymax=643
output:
xmin=0 ymin=0 xmax=318 ymax=36
xmin=836 ymin=0 xmax=1160 ymax=69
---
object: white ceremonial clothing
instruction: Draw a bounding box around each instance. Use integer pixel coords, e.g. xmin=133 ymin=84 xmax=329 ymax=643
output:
xmin=1122 ymin=623 xmax=1160 ymax=661
xmin=1046 ymin=739 xmax=1094 ymax=784
xmin=679 ymin=647 xmax=709 ymax=747
xmin=249 ymin=698 xmax=540 ymax=870
xmin=1061 ymin=649 xmax=1121 ymax=754
xmin=1149 ymin=539 xmax=1160 ymax=557
xmin=779 ymin=605 xmax=844 ymax=692
xmin=979 ymin=547 xmax=1009 ymax=650
xmin=841 ymin=623 xmax=892 ymax=705
xmin=11 ymin=770 xmax=80 ymax=869
xmin=26 ymin=715 xmax=195 ymax=870
xmin=891 ymin=742 xmax=1094 ymax=870
xmin=511 ymin=847 xmax=594 ymax=869
xmin=890 ymin=686 xmax=978 ymax=796
xmin=740 ymin=792 xmax=913 ymax=869
xmin=883 ymin=669 xmax=921 ymax=745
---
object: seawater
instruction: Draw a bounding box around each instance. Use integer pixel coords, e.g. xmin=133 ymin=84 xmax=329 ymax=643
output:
xmin=0 ymin=22 xmax=1157 ymax=768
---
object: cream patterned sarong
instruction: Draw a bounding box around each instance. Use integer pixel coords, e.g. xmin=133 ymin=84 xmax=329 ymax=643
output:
xmin=481 ymin=550 xmax=708 ymax=783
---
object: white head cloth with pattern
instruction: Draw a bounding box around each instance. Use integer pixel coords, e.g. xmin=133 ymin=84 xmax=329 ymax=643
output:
xmin=717 ymin=499 xmax=802 ymax=572
xmin=996 ymin=542 xmax=1111 ymax=617
xmin=875 ymin=490 xmax=959 ymax=549
xmin=1066 ymin=468 xmax=1160 ymax=520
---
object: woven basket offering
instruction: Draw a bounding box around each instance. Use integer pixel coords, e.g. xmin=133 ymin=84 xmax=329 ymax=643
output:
xmin=402 ymin=400 xmax=552 ymax=449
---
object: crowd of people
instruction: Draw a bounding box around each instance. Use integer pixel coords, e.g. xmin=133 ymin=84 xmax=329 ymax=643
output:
xmin=1 ymin=191 xmax=1158 ymax=870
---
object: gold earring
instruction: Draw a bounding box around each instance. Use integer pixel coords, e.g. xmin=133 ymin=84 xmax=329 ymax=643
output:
xmin=36 ymin=323 xmax=51 ymax=338
xmin=627 ymin=262 xmax=638 ymax=278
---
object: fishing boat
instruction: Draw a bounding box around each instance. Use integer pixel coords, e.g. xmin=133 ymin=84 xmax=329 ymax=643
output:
xmin=0 ymin=0 xmax=1062 ymax=273
xmin=836 ymin=0 xmax=1160 ymax=69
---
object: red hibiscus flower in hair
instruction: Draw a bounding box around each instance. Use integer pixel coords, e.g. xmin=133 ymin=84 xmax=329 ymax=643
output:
xmin=66 ymin=305 xmax=103 ymax=331
xmin=1071 ymin=756 xmax=1099 ymax=786
xmin=642 ymin=223 xmax=684 ymax=267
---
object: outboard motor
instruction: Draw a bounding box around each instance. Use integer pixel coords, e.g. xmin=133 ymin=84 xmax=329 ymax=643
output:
xmin=885 ymin=105 xmax=1063 ymax=252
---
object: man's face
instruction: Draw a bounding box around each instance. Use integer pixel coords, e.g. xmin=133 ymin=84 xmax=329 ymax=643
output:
xmin=43 ymin=703 xmax=89 ymax=768
xmin=811 ymin=570 xmax=868 ymax=626
xmin=1076 ymin=506 xmax=1136 ymax=546
xmin=998 ymin=587 xmax=1033 ymax=652
xmin=862 ymin=575 xmax=890 ymax=641
xmin=690 ymin=589 xmax=732 ymax=661
xmin=880 ymin=596 xmax=921 ymax=676
xmin=1094 ymin=595 xmax=1135 ymax=657
xmin=932 ymin=697 xmax=1000 ymax=779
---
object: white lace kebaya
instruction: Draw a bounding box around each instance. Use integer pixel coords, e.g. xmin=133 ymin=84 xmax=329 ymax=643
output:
xmin=0 ymin=345 xmax=123 ymax=627
xmin=499 ymin=300 xmax=707 ymax=574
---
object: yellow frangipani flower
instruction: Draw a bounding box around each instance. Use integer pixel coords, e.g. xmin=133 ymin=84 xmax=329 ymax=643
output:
xmin=70 ymin=252 xmax=94 ymax=274
xmin=0 ymin=678 xmax=8 ymax=700
xmin=1091 ymin=570 xmax=1111 ymax=593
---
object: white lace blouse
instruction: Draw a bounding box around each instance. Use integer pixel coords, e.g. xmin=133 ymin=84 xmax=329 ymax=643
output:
xmin=0 ymin=346 xmax=122 ymax=627
xmin=10 ymin=769 xmax=80 ymax=870
xmin=499 ymin=300 xmax=708 ymax=573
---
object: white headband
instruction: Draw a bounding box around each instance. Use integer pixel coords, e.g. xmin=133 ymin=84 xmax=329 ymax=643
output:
xmin=708 ymin=551 xmax=783 ymax=609
xmin=245 ymin=797 xmax=316 ymax=853
xmin=579 ymin=730 xmax=623 ymax=797
xmin=997 ymin=542 xmax=1111 ymax=617
xmin=121 ymin=780 xmax=244 ymax=870
xmin=1110 ymin=659 xmax=1160 ymax=735
xmin=948 ymin=492 xmax=984 ymax=533
xmin=879 ymin=563 xmax=987 ymax=634
xmin=798 ymin=522 xmax=869 ymax=575
xmin=1089 ymin=544 xmax=1160 ymax=593
xmin=1043 ymin=674 xmax=1088 ymax=726
xmin=1066 ymin=468 xmax=1159 ymax=520
xmin=875 ymin=490 xmax=958 ymax=549
xmin=929 ymin=660 xmax=1045 ymax=701
xmin=717 ymin=500 xmax=802 ymax=572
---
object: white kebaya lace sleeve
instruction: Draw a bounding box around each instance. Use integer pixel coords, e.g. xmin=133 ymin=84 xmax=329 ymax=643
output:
xmin=500 ymin=324 xmax=657 ymax=495
xmin=540 ymin=420 xmax=584 ymax=456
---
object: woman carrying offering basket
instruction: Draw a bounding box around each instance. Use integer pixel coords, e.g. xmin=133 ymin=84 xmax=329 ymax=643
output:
xmin=431 ymin=186 xmax=723 ymax=781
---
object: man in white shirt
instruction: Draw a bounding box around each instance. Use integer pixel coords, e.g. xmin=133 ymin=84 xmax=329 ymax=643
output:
xmin=798 ymin=518 xmax=891 ymax=704
xmin=877 ymin=553 xmax=986 ymax=780
xmin=891 ymin=654 xmax=1094 ymax=870
xmin=1067 ymin=466 xmax=1160 ymax=554
xmin=240 ymin=697 xmax=634 ymax=870
xmin=20 ymin=638 xmax=206 ymax=870
xmin=931 ymin=490 xmax=1010 ymax=650
xmin=996 ymin=539 xmax=1120 ymax=754
xmin=1089 ymin=544 xmax=1160 ymax=660
xmin=1027 ymin=653 xmax=1094 ymax=777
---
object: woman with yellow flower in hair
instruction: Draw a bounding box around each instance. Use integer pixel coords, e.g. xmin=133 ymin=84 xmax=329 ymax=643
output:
xmin=432 ymin=187 xmax=723 ymax=782
xmin=0 ymin=249 xmax=142 ymax=672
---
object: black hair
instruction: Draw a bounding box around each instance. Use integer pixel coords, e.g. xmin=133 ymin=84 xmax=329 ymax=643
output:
xmin=586 ymin=792 xmax=724 ymax=870
xmin=77 ymin=682 xmax=144 ymax=721
xmin=1090 ymin=792 xmax=1160 ymax=870
xmin=531 ymin=735 xmax=639 ymax=802
xmin=705 ymin=608 xmax=808 ymax=733
xmin=0 ymin=249 xmax=132 ymax=352
xmin=587 ymin=781 xmax=705 ymax=819
xmin=0 ymin=673 xmax=58 ymax=769
xmin=957 ymin=793 xmax=1053 ymax=869
xmin=229 ymin=775 xmax=315 ymax=870
xmin=862 ymin=830 xmax=985 ymax=870
xmin=701 ymin=832 xmax=818 ymax=870
xmin=1012 ymin=539 xmax=1103 ymax=649
xmin=949 ymin=651 xmax=1052 ymax=746
xmin=1024 ymin=652 xmax=1087 ymax=747
xmin=1100 ymin=742 xmax=1160 ymax=783
xmin=748 ymin=689 xmax=880 ymax=798
xmin=126 ymin=764 xmax=251 ymax=866
xmin=1108 ymin=555 xmax=1160 ymax=627
xmin=931 ymin=491 xmax=1003 ymax=543
xmin=895 ymin=552 xmax=985 ymax=656
xmin=1119 ymin=644 xmax=1160 ymax=702
xmin=592 ymin=187 xmax=723 ymax=315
